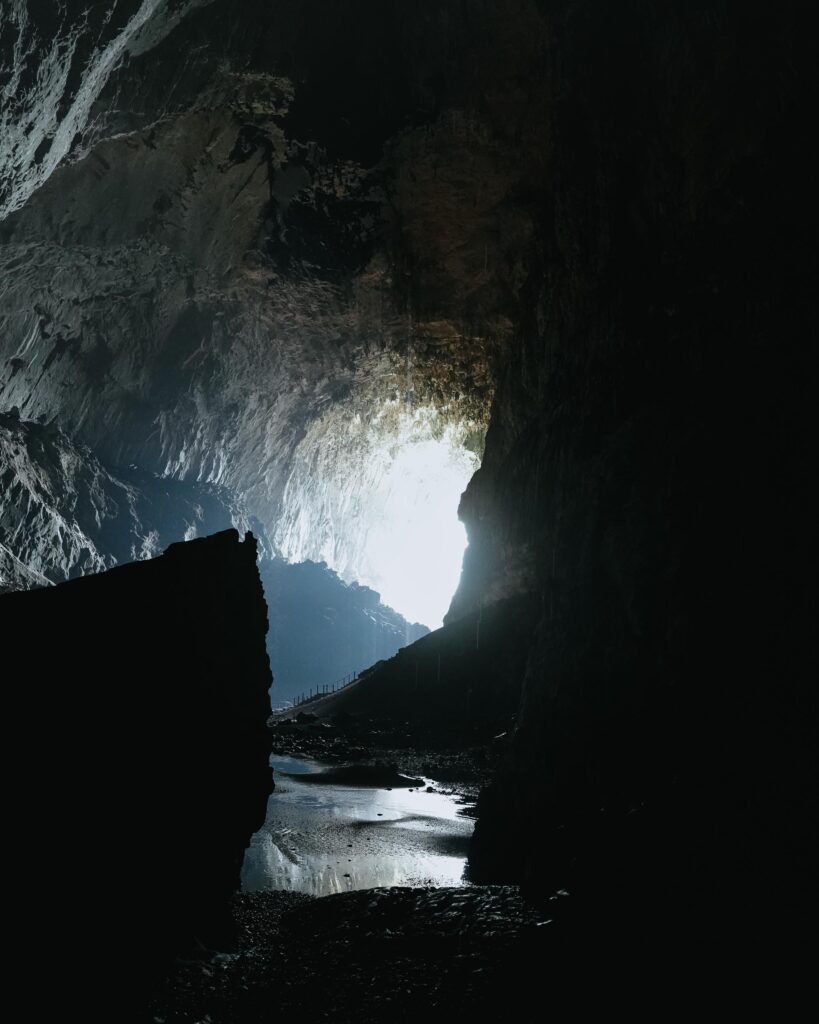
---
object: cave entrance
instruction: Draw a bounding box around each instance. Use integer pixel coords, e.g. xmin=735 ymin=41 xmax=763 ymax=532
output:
xmin=273 ymin=398 xmax=483 ymax=629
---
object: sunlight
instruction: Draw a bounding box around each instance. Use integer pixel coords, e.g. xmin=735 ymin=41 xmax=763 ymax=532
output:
xmin=273 ymin=401 xmax=481 ymax=629
xmin=360 ymin=433 xmax=476 ymax=627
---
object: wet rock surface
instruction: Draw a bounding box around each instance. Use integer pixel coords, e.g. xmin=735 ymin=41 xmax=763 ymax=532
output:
xmin=151 ymin=886 xmax=550 ymax=1024
xmin=268 ymin=713 xmax=500 ymax=802
xmin=242 ymin=754 xmax=475 ymax=895
xmin=285 ymin=764 xmax=425 ymax=789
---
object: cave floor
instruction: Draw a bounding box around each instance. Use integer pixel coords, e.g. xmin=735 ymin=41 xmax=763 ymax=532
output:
xmin=241 ymin=756 xmax=475 ymax=895
xmin=266 ymin=711 xmax=500 ymax=800
xmin=150 ymin=726 xmax=535 ymax=1022
xmin=149 ymin=885 xmax=550 ymax=1024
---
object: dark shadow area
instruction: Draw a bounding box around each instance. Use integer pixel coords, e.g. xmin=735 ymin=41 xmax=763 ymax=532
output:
xmin=1 ymin=530 xmax=273 ymax=1019
xmin=295 ymin=594 xmax=539 ymax=748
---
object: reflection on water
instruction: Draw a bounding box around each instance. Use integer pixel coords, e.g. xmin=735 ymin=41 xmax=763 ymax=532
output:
xmin=241 ymin=756 xmax=474 ymax=896
xmin=263 ymin=755 xmax=318 ymax=776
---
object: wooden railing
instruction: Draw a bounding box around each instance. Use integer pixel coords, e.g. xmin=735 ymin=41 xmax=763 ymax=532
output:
xmin=291 ymin=669 xmax=363 ymax=707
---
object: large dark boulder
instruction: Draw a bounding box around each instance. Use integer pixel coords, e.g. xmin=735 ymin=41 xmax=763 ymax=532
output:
xmin=1 ymin=529 xmax=273 ymax=1015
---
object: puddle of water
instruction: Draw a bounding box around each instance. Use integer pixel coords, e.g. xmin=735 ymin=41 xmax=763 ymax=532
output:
xmin=267 ymin=755 xmax=324 ymax=776
xmin=241 ymin=756 xmax=474 ymax=895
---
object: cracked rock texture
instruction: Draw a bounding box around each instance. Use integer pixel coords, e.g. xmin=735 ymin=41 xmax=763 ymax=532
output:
xmin=0 ymin=0 xmax=215 ymax=219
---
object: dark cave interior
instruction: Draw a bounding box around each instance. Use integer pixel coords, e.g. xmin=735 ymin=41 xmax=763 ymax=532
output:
xmin=0 ymin=1 xmax=815 ymax=1019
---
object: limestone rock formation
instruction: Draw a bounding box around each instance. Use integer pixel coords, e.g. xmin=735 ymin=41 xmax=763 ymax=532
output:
xmin=0 ymin=0 xmax=502 ymax=597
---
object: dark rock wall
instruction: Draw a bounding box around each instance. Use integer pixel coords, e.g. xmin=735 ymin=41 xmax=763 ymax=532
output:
xmin=1 ymin=529 xmax=273 ymax=1012
xmin=451 ymin=0 xmax=815 ymax=940
xmin=261 ymin=557 xmax=428 ymax=706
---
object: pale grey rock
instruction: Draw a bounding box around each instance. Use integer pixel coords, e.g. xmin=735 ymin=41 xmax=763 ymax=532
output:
xmin=0 ymin=0 xmax=214 ymax=219
xmin=0 ymin=409 xmax=261 ymax=591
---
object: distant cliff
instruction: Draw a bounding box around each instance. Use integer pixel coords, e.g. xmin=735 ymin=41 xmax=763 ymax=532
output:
xmin=1 ymin=529 xmax=273 ymax=1015
xmin=261 ymin=557 xmax=428 ymax=706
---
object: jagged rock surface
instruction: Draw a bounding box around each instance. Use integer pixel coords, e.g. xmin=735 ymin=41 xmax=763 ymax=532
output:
xmin=0 ymin=0 xmax=215 ymax=219
xmin=0 ymin=0 xmax=512 ymax=594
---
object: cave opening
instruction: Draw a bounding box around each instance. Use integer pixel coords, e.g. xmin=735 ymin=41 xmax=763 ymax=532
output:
xmin=273 ymin=397 xmax=483 ymax=629
xmin=0 ymin=0 xmax=813 ymax=1017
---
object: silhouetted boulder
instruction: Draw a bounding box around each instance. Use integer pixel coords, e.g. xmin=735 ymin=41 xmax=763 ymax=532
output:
xmin=1 ymin=529 xmax=273 ymax=1017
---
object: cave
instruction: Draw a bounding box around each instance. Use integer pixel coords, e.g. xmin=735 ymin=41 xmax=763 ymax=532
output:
xmin=0 ymin=1 xmax=814 ymax=1020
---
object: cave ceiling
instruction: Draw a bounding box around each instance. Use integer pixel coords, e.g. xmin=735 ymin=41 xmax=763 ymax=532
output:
xmin=0 ymin=0 xmax=549 ymax=584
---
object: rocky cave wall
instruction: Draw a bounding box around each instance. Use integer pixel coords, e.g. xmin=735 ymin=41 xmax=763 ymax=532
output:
xmin=452 ymin=0 xmax=815 ymax=939
xmin=1 ymin=0 xmax=504 ymax=592
xmin=0 ymin=0 xmax=815 ymax=934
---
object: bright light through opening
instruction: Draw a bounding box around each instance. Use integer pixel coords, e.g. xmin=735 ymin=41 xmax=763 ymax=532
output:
xmin=357 ymin=437 xmax=474 ymax=627
xmin=273 ymin=402 xmax=482 ymax=629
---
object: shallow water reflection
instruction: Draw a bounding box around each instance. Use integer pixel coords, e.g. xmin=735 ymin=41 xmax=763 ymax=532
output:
xmin=241 ymin=756 xmax=474 ymax=895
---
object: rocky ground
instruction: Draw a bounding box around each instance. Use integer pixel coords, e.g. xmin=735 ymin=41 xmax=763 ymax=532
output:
xmin=148 ymin=716 xmax=540 ymax=1022
xmin=149 ymin=886 xmax=558 ymax=1024
xmin=267 ymin=710 xmax=507 ymax=801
